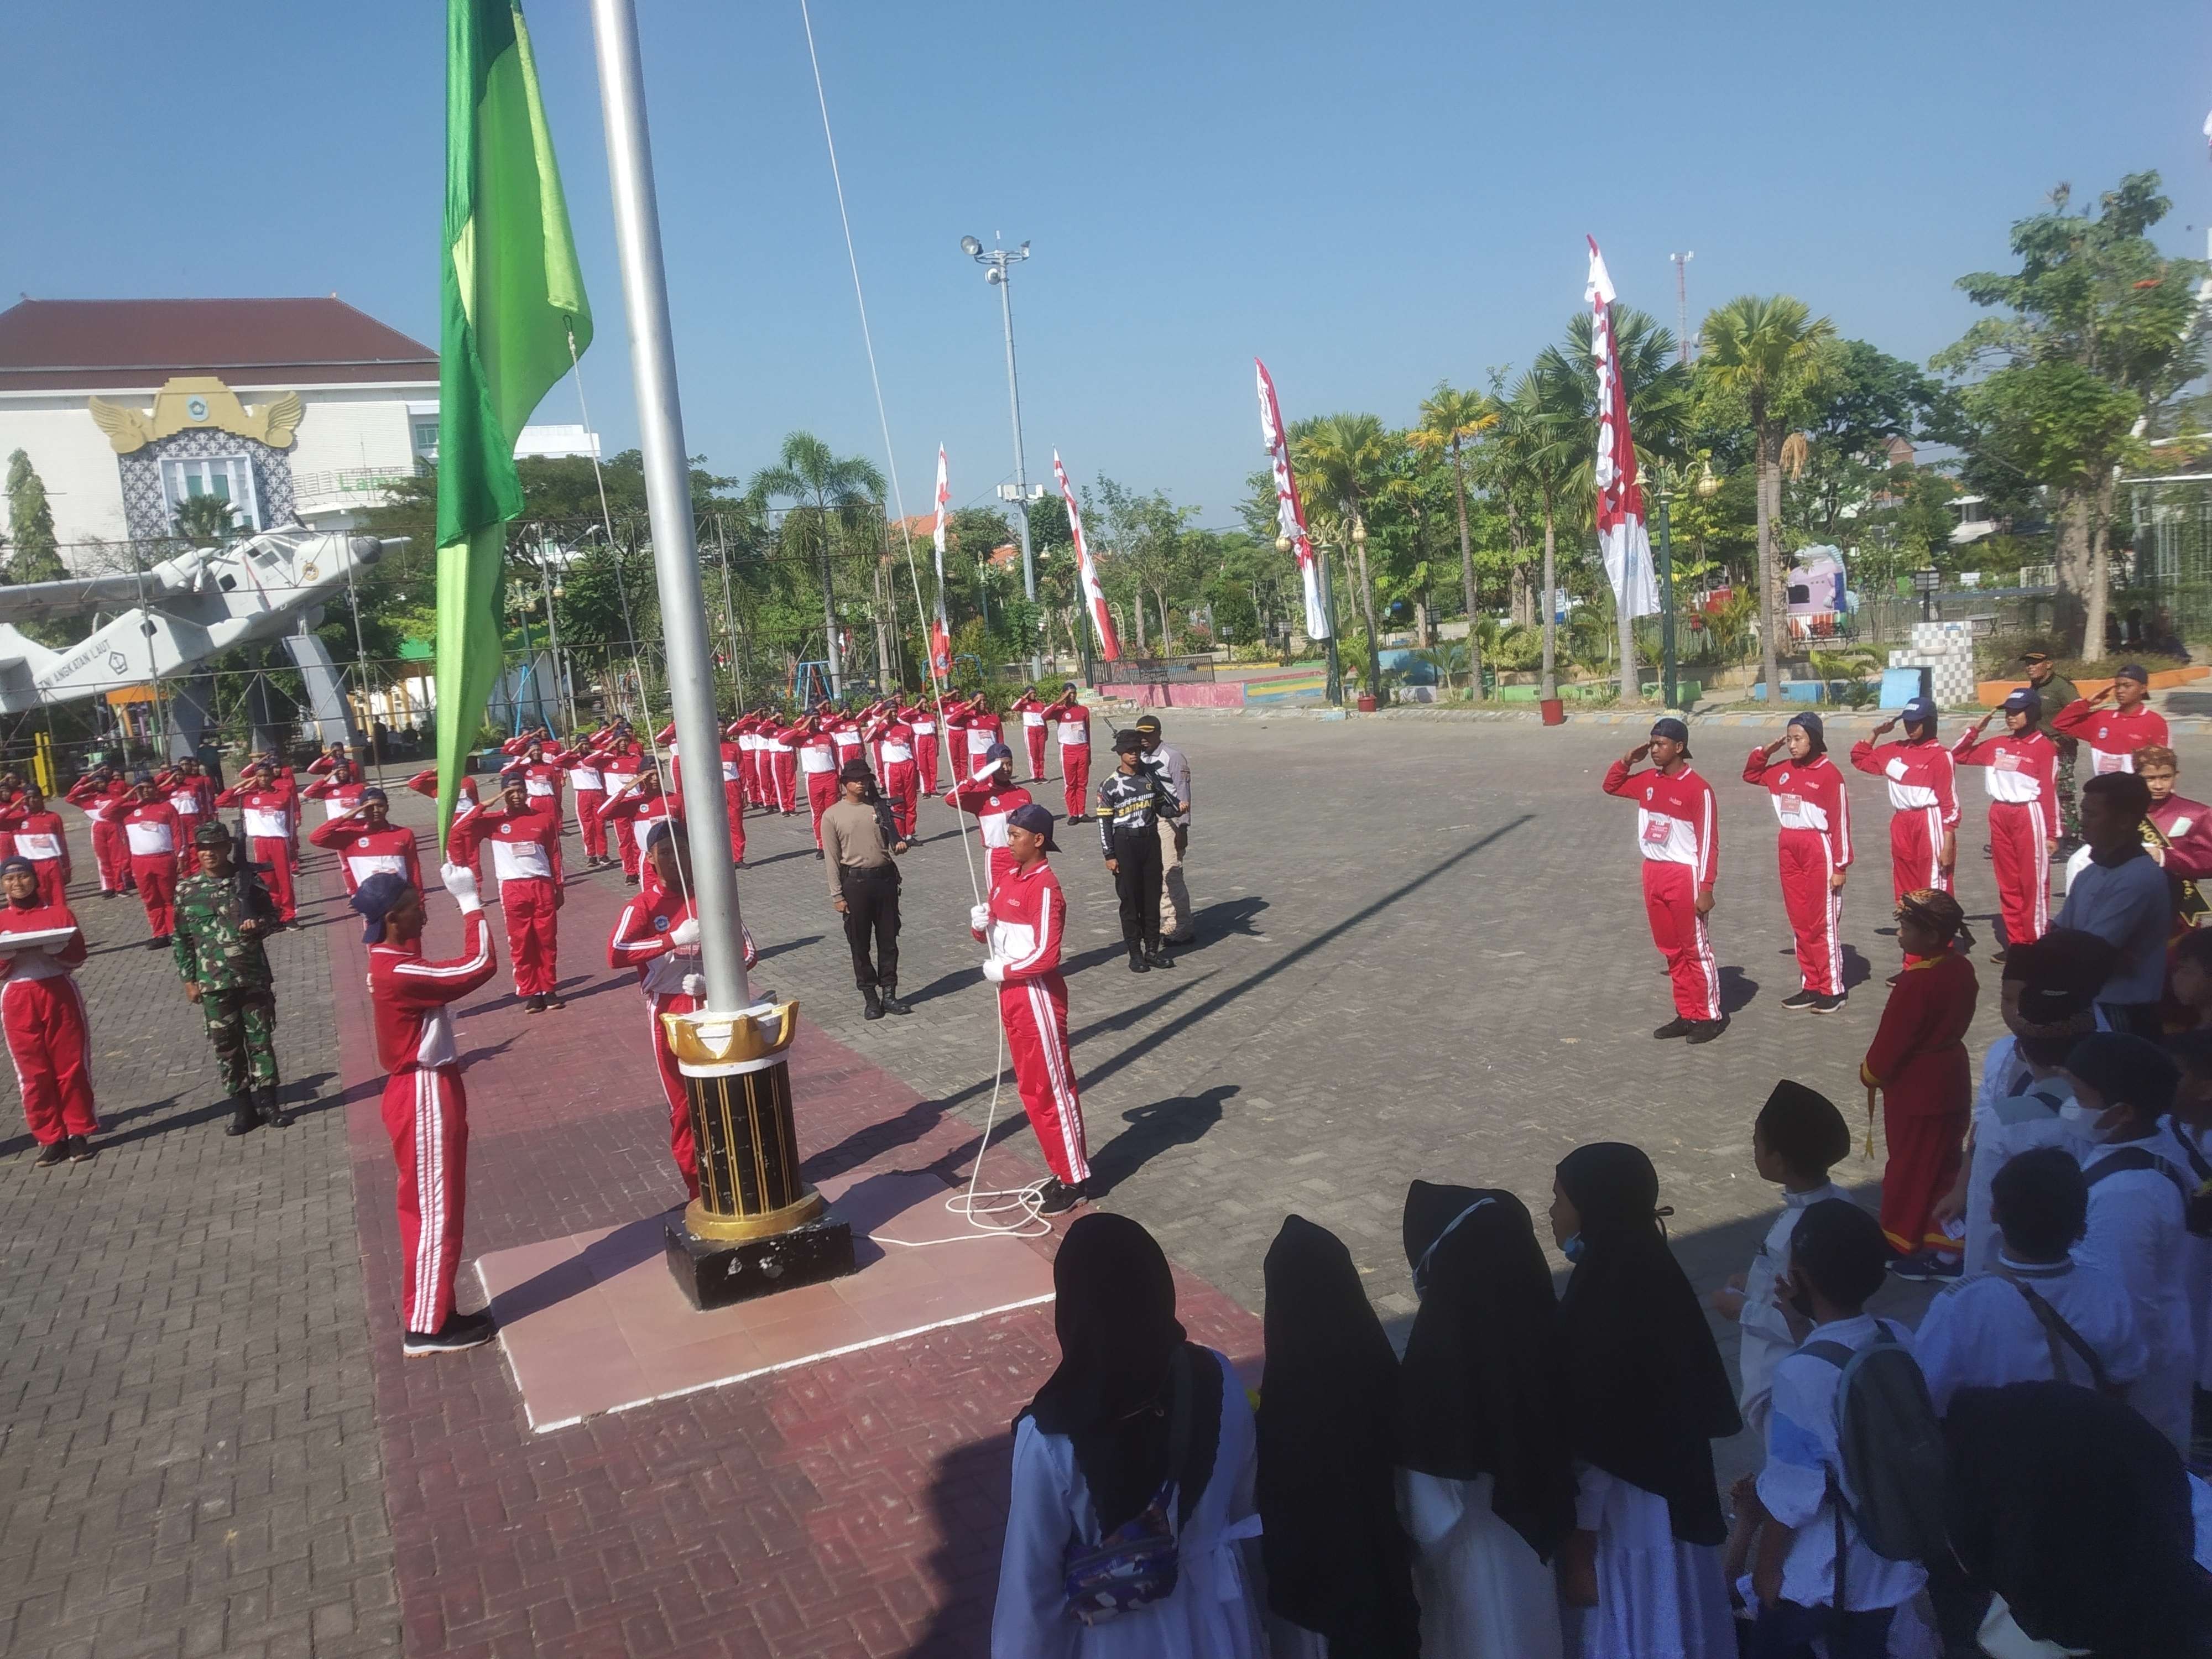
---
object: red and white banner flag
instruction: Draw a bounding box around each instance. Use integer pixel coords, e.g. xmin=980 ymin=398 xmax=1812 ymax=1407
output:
xmin=1255 ymin=358 xmax=1329 ymax=639
xmin=1587 ymin=237 xmax=1660 ymax=619
xmin=1053 ymin=450 xmax=1120 ymax=662
xmin=928 ymin=445 xmax=953 ymax=678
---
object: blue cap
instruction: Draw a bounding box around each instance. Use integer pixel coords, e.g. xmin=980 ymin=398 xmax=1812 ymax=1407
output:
xmin=2116 ymin=663 xmax=2150 ymax=685
xmin=984 ymin=742 xmax=1013 ymax=763
xmin=349 ymin=872 xmax=413 ymax=943
xmin=1900 ymin=696 xmax=1937 ymax=726
xmin=2002 ymin=687 xmax=2042 ymax=718
xmin=1005 ymin=802 xmax=1059 ymax=852
xmin=0 ymin=855 xmax=36 ymax=880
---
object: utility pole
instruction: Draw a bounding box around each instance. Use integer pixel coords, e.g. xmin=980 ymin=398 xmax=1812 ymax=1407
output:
xmin=1671 ymin=252 xmax=1695 ymax=364
xmin=960 ymin=234 xmax=1045 ymax=681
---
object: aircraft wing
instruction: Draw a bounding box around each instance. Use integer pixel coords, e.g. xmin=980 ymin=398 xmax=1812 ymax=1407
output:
xmin=0 ymin=571 xmax=190 ymax=622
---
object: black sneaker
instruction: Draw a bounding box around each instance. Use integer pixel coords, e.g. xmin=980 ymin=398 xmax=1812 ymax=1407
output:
xmin=34 ymin=1139 xmax=67 ymax=1168
xmin=1145 ymin=947 xmax=1175 ymax=969
xmin=1924 ymin=1254 xmax=1964 ymax=1281
xmin=524 ymin=995 xmax=545 ymax=1015
xmin=1781 ymin=990 xmax=1820 ymax=1012
xmin=147 ymin=935 xmax=169 ymax=950
xmin=1887 ymin=1253 xmax=1936 ymax=1282
xmin=66 ymin=1135 xmax=96 ymax=1163
xmin=1811 ymin=993 xmax=1846 ymax=1015
xmin=1686 ymin=1019 xmax=1724 ymax=1045
xmin=542 ymin=991 xmax=566 ymax=1011
xmin=1035 ymin=1178 xmax=1089 ymax=1216
xmin=403 ymin=1310 xmax=497 ymax=1357
xmin=1652 ymin=1016 xmax=1694 ymax=1040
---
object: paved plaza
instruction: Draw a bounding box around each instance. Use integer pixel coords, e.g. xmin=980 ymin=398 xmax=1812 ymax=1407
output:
xmin=5 ymin=707 xmax=2200 ymax=1657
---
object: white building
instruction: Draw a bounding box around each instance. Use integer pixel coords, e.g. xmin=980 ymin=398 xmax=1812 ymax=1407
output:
xmin=0 ymin=296 xmax=594 ymax=565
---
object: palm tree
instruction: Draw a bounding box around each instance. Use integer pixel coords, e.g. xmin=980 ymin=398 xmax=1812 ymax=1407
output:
xmin=1292 ymin=413 xmax=1395 ymax=703
xmin=173 ymin=492 xmax=242 ymax=546
xmin=1700 ymin=295 xmax=1834 ymax=701
xmin=1491 ymin=374 xmax=1579 ymax=702
xmin=1408 ymin=383 xmax=1498 ymax=699
xmin=748 ymin=432 xmax=885 ymax=697
xmin=1533 ymin=306 xmax=1690 ymax=705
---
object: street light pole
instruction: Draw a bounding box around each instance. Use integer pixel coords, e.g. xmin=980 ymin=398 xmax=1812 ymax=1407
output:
xmin=961 ymin=234 xmax=1043 ymax=680
xmin=1655 ymin=481 xmax=1678 ymax=709
xmin=1352 ymin=516 xmax=1383 ymax=708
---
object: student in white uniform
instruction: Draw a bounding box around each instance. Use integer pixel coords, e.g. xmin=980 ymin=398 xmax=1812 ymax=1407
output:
xmin=2163 ymin=1030 xmax=2212 ymax=1466
xmin=1709 ymin=1082 xmax=1851 ymax=1434
xmin=991 ymin=1213 xmax=1267 ymax=1659
xmin=1916 ymin=1146 xmax=2146 ymax=1413
xmin=2065 ymin=1031 xmax=2198 ymax=1453
xmin=1550 ymin=1143 xmax=1740 ymax=1659
xmin=1395 ymin=1182 xmax=1573 ymax=1658
xmin=1743 ymin=1200 xmax=1928 ymax=1658
xmin=1253 ymin=1214 xmax=1420 ymax=1659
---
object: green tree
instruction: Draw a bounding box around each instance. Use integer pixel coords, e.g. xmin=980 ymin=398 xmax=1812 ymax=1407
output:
xmin=1407 ymin=383 xmax=1497 ymax=697
xmin=1090 ymin=478 xmax=1198 ymax=654
xmin=1936 ymin=173 xmax=2206 ymax=652
xmin=1291 ymin=412 xmax=1394 ymax=698
xmin=748 ymin=432 xmax=885 ymax=697
xmin=172 ymin=492 xmax=243 ymax=546
xmin=3 ymin=450 xmax=66 ymax=585
xmin=1699 ymin=294 xmax=1837 ymax=698
xmin=1486 ymin=373 xmax=1581 ymax=699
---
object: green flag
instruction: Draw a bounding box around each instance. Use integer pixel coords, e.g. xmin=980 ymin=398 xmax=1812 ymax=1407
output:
xmin=434 ymin=0 xmax=591 ymax=851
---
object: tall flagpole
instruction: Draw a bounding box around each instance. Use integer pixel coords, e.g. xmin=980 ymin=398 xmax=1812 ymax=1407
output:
xmin=588 ymin=0 xmax=750 ymax=1012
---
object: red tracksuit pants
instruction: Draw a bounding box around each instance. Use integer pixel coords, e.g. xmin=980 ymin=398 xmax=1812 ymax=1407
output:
xmin=999 ymin=972 xmax=1088 ymax=1185
xmin=382 ymin=1062 xmax=468 ymax=1335
xmin=1989 ymin=797 xmax=2052 ymax=948
xmin=132 ymin=855 xmax=178 ymax=936
xmin=915 ymin=734 xmax=940 ymax=796
xmin=1776 ymin=829 xmax=1843 ymax=997
xmin=499 ymin=877 xmax=560 ymax=996
xmin=1641 ymin=859 xmax=1719 ymax=1021
xmin=882 ymin=761 xmax=918 ymax=839
xmin=1061 ymin=747 xmax=1091 ymax=818
xmin=648 ymin=989 xmax=703 ymax=1199
xmin=1024 ymin=723 xmax=1048 ymax=780
xmin=611 ymin=811 xmax=641 ymax=878
xmin=3 ymin=974 xmax=96 ymax=1144
xmin=774 ymin=754 xmax=799 ymax=813
xmin=723 ymin=782 xmax=747 ymax=863
xmin=1885 ymin=805 xmax=1951 ymax=905
xmin=91 ymin=822 xmax=127 ymax=893
xmin=574 ymin=789 xmax=608 ymax=860
xmin=247 ymin=836 xmax=296 ymax=922
xmin=805 ymin=770 xmax=839 ymax=847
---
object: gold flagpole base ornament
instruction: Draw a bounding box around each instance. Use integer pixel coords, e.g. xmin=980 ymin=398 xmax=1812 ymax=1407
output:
xmin=659 ymin=1001 xmax=855 ymax=1310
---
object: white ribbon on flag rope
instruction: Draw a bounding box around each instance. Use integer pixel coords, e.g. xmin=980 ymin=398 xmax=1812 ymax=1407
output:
xmin=1052 ymin=451 xmax=1120 ymax=661
xmin=1587 ymin=237 xmax=1661 ymax=619
xmin=1255 ymin=357 xmax=1331 ymax=639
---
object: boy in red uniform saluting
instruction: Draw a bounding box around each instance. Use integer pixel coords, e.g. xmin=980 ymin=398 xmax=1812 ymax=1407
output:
xmin=450 ymin=769 xmax=566 ymax=1012
xmin=308 ymin=789 xmax=422 ymax=898
xmin=1602 ymin=717 xmax=1723 ymax=1042
xmin=1952 ymin=687 xmax=2060 ymax=957
xmin=1848 ymin=695 xmax=1958 ymax=904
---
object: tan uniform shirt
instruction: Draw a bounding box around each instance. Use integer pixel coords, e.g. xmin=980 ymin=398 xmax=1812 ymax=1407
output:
xmin=820 ymin=796 xmax=895 ymax=903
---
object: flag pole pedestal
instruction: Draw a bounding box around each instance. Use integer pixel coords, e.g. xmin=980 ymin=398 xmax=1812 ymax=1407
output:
xmin=660 ymin=1003 xmax=855 ymax=1310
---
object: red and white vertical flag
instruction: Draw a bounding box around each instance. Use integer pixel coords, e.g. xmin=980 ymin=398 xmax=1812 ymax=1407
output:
xmin=1587 ymin=237 xmax=1660 ymax=619
xmin=1255 ymin=358 xmax=1330 ymax=639
xmin=928 ymin=445 xmax=953 ymax=677
xmin=1053 ymin=450 xmax=1120 ymax=662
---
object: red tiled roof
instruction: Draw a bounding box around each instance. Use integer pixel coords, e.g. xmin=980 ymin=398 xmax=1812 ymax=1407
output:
xmin=0 ymin=298 xmax=438 ymax=392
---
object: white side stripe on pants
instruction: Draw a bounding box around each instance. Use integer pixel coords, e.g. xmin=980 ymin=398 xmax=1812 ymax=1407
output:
xmin=1025 ymin=982 xmax=1088 ymax=1183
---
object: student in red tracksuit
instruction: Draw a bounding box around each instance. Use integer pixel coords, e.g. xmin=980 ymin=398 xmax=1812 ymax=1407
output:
xmin=1861 ymin=887 xmax=1978 ymax=1273
xmin=0 ymin=787 xmax=71 ymax=907
xmin=598 ymin=767 xmax=679 ymax=888
xmin=758 ymin=714 xmax=793 ymax=814
xmin=947 ymin=743 xmax=1035 ymax=890
xmin=662 ymin=723 xmax=747 ymax=864
xmin=301 ymin=759 xmax=367 ymax=827
xmin=1601 ymin=717 xmax=1723 ymax=1042
xmin=403 ymin=765 xmax=484 ymax=882
xmin=785 ymin=716 xmax=838 ymax=850
xmin=910 ymin=700 xmax=942 ymax=797
xmin=827 ymin=707 xmax=863 ymax=776
xmin=1952 ymin=687 xmax=2060 ymax=956
xmin=1011 ymin=685 xmax=1051 ymax=781
xmin=356 ymin=863 xmax=500 ymax=1354
xmin=562 ymin=741 xmax=611 ymax=866
xmin=970 ymin=803 xmax=1090 ymax=1213
xmin=869 ymin=709 xmax=920 ymax=839
xmin=0 ymin=857 xmax=97 ymax=1165
xmin=725 ymin=714 xmax=758 ymax=809
xmin=608 ymin=820 xmax=760 ymax=1202
xmin=512 ymin=738 xmax=567 ymax=823
xmin=1848 ymin=695 xmax=1958 ymax=904
xmin=1743 ymin=711 xmax=1854 ymax=1012
xmin=66 ymin=768 xmax=132 ymax=897
xmin=119 ymin=775 xmax=184 ymax=945
xmin=595 ymin=729 xmax=647 ymax=872
xmin=451 ymin=770 xmax=566 ymax=1011
xmin=156 ymin=759 xmax=215 ymax=850
xmin=2051 ymin=664 xmax=2169 ymax=779
xmin=961 ymin=699 xmax=1005 ymax=782
xmin=307 ymin=789 xmax=422 ymax=898
xmin=1049 ymin=686 xmax=1092 ymax=821
xmin=215 ymin=763 xmax=300 ymax=921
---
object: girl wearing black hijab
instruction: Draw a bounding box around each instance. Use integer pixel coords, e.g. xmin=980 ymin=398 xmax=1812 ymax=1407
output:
xmin=1397 ymin=1182 xmax=1575 ymax=1658
xmin=991 ymin=1213 xmax=1268 ymax=1659
xmin=1254 ymin=1214 xmax=1420 ymax=1658
xmin=1743 ymin=709 xmax=1854 ymax=1013
xmin=1550 ymin=1144 xmax=1740 ymax=1659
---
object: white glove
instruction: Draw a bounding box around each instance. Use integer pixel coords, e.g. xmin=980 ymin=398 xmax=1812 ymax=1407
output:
xmin=668 ymin=916 xmax=701 ymax=948
xmin=440 ymin=862 xmax=482 ymax=912
xmin=982 ymin=957 xmax=1007 ymax=983
xmin=969 ymin=902 xmax=991 ymax=933
xmin=681 ymin=973 xmax=707 ymax=999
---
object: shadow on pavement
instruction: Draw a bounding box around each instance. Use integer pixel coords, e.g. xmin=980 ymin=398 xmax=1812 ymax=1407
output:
xmin=1087 ymin=1084 xmax=1237 ymax=1198
xmin=1718 ymin=966 xmax=1759 ymax=1015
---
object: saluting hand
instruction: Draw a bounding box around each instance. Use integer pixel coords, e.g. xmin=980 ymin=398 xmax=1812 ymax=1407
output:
xmin=1625 ymin=742 xmax=1651 ymax=765
xmin=1871 ymin=716 xmax=1897 ymax=738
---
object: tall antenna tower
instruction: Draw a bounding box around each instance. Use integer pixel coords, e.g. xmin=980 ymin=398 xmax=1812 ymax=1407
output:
xmin=1671 ymin=252 xmax=1695 ymax=364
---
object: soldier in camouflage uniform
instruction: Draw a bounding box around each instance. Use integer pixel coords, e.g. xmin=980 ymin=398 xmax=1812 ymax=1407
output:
xmin=2023 ymin=649 xmax=2081 ymax=849
xmin=171 ymin=821 xmax=293 ymax=1136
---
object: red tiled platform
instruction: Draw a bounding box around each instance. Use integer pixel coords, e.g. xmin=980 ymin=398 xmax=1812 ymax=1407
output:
xmin=482 ymin=1170 xmax=1053 ymax=1432
xmin=326 ymin=837 xmax=1260 ymax=1656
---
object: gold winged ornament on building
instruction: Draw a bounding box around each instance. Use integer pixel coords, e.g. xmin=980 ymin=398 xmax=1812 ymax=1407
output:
xmin=85 ymin=378 xmax=303 ymax=453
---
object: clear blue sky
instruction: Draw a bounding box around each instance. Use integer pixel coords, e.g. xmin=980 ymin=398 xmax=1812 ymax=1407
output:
xmin=7 ymin=2 xmax=2209 ymax=528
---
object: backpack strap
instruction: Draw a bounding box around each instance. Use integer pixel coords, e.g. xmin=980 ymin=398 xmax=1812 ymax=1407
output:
xmin=1996 ymin=1273 xmax=2116 ymax=1396
xmin=2174 ymin=1126 xmax=2212 ymax=1185
xmin=2083 ymin=1145 xmax=2193 ymax=1208
xmin=1161 ymin=1346 xmax=1196 ymax=1533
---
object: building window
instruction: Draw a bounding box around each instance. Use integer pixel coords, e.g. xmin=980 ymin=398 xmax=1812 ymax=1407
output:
xmin=413 ymin=420 xmax=440 ymax=459
xmin=159 ymin=455 xmax=261 ymax=531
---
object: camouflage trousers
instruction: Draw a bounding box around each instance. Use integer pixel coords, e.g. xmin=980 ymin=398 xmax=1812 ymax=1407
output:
xmin=201 ymin=987 xmax=279 ymax=1095
xmin=2055 ymin=747 xmax=2081 ymax=844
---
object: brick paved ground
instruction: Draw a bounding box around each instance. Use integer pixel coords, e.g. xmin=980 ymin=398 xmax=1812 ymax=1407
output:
xmin=8 ymin=708 xmax=2206 ymax=1656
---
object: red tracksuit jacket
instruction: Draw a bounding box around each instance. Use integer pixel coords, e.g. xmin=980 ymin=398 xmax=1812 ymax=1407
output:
xmin=1601 ymin=759 xmax=1718 ymax=888
xmin=369 ymin=910 xmax=498 ymax=1071
xmin=1741 ymin=749 xmax=1852 ymax=868
xmin=2051 ymin=698 xmax=2170 ymax=777
xmin=1849 ymin=738 xmax=1960 ymax=827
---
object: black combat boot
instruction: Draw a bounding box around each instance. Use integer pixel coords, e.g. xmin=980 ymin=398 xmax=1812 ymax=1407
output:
xmin=225 ymin=1093 xmax=260 ymax=1136
xmin=879 ymin=980 xmax=911 ymax=1016
xmin=862 ymin=984 xmax=885 ymax=1020
xmin=256 ymin=1087 xmax=294 ymax=1129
